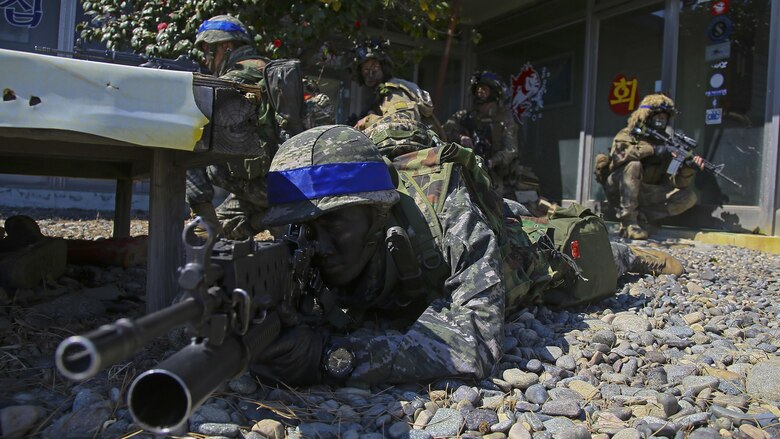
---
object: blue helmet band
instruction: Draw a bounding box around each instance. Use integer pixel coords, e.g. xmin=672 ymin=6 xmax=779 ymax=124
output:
xmin=639 ymin=104 xmax=674 ymax=111
xmin=267 ymin=162 xmax=395 ymax=204
xmin=198 ymin=20 xmax=247 ymax=34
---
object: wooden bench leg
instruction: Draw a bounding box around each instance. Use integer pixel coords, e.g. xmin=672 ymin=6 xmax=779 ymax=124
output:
xmin=147 ymin=150 xmax=185 ymax=313
xmin=113 ymin=178 xmax=132 ymax=238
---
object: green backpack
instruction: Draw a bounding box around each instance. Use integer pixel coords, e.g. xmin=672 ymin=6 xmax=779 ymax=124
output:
xmin=519 ymin=204 xmax=617 ymax=308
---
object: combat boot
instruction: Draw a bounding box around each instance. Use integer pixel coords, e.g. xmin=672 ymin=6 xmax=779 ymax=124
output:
xmin=621 ymin=224 xmax=649 ymax=240
xmin=628 ymin=246 xmax=684 ymax=276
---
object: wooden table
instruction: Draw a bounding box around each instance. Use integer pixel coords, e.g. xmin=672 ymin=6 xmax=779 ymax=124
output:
xmin=0 ymin=49 xmax=263 ymax=312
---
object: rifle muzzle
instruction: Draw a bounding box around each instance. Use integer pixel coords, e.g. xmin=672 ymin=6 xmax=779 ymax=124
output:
xmin=128 ymin=335 xmax=247 ymax=434
xmin=55 ymin=298 xmax=205 ymax=381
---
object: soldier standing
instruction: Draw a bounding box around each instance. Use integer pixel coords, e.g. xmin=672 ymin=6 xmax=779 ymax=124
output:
xmin=595 ymin=94 xmax=704 ymax=239
xmin=186 ymin=15 xmax=333 ymax=239
xmin=443 ymin=71 xmax=539 ymax=203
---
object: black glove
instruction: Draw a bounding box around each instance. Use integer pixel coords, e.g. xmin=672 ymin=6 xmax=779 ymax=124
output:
xmin=250 ymin=325 xmax=326 ymax=386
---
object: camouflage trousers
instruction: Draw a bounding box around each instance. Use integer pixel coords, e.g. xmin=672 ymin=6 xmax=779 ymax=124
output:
xmin=186 ymin=164 xmax=270 ymax=240
xmin=605 ymin=161 xmax=697 ymax=224
xmin=610 ymin=241 xmax=634 ymax=278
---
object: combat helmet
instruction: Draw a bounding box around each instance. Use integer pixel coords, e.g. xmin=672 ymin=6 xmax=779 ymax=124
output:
xmin=364 ymin=113 xmax=439 ymax=159
xmin=264 ymin=125 xmax=400 ymax=226
xmin=628 ymin=93 xmax=677 ymax=130
xmin=350 ymin=38 xmax=393 ymax=85
xmin=470 ymin=71 xmax=506 ymax=103
xmin=195 ymin=15 xmax=253 ymax=46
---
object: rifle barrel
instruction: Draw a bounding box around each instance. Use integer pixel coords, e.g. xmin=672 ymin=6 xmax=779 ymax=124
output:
xmin=55 ymin=297 xmax=206 ymax=380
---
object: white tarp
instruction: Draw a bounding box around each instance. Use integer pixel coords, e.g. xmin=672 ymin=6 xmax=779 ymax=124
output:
xmin=0 ymin=48 xmax=208 ymax=150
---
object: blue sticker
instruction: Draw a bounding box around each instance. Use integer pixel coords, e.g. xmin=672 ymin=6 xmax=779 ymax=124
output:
xmin=706 ymin=108 xmax=722 ymax=125
xmin=707 ymin=16 xmax=733 ymax=42
xmin=705 ymin=89 xmax=728 ymax=97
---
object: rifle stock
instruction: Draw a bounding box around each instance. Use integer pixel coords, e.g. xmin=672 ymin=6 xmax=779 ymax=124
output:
xmin=54 ymin=219 xmax=318 ymax=434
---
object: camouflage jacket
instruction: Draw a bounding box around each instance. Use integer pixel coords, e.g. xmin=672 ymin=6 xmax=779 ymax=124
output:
xmin=609 ymin=127 xmax=695 ymax=189
xmin=328 ymin=144 xmax=548 ymax=385
xmin=362 ymin=78 xmax=442 ymax=136
xmin=443 ymin=105 xmax=519 ymax=172
xmin=186 ymin=46 xmax=275 ymax=206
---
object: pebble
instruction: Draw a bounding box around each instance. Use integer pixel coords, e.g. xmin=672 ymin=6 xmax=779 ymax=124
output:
xmin=3 ymin=215 xmax=780 ymax=438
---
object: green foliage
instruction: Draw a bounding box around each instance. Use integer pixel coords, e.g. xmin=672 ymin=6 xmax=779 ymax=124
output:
xmin=78 ymin=0 xmax=455 ymax=68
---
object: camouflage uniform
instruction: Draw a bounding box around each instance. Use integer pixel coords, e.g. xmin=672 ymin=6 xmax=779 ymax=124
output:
xmin=443 ymin=71 xmax=536 ymax=201
xmin=351 ymin=39 xmax=443 ymax=136
xmin=186 ymin=16 xmax=334 ymax=239
xmin=260 ymin=123 xmax=659 ymax=386
xmin=601 ymin=95 xmax=697 ymax=237
xmin=185 ymin=43 xmax=274 ymax=240
xmin=443 ymin=105 xmax=522 ymax=198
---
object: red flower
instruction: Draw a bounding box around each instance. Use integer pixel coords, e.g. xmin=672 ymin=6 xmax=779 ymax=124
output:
xmin=157 ymin=22 xmax=168 ymax=32
xmin=354 ymin=20 xmax=361 ymax=29
xmin=273 ymin=38 xmax=282 ymax=48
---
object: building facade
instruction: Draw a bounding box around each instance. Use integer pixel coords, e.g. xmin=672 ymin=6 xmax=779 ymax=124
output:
xmin=449 ymin=0 xmax=779 ymax=235
xmin=1 ymin=0 xmax=778 ymax=235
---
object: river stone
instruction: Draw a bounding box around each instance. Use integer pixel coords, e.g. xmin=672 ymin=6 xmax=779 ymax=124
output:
xmin=503 ymin=369 xmax=539 ymax=390
xmin=253 ymin=419 xmax=285 ymax=438
xmin=611 ymin=313 xmax=651 ymax=332
xmin=0 ymin=405 xmax=46 ymax=439
xmin=424 ymin=408 xmax=463 ymax=437
xmin=540 ymin=399 xmax=582 ymax=418
xmin=746 ymin=360 xmax=780 ymax=402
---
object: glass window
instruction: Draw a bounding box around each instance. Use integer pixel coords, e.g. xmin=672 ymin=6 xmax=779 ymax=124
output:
xmin=591 ymin=4 xmax=665 ymax=202
xmin=676 ymin=0 xmax=771 ymax=207
xmin=0 ymin=0 xmax=60 ymax=52
xmin=478 ymin=22 xmax=586 ymax=202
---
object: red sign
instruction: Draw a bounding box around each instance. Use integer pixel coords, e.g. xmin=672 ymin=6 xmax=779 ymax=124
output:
xmin=571 ymin=240 xmax=580 ymax=259
xmin=608 ymin=74 xmax=638 ymax=115
xmin=711 ymin=0 xmax=728 ymax=16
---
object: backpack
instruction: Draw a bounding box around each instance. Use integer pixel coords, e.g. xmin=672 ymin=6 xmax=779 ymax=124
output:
xmin=518 ymin=204 xmax=617 ymax=308
xmin=263 ymin=59 xmax=306 ymax=141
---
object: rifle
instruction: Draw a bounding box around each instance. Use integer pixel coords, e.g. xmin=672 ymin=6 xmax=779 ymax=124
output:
xmin=633 ymin=126 xmax=742 ymax=188
xmin=35 ymin=45 xmax=202 ymax=72
xmin=54 ymin=219 xmax=319 ymax=434
xmin=461 ymin=112 xmax=493 ymax=159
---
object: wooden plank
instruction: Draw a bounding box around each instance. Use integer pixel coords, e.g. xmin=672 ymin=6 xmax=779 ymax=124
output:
xmin=113 ymin=178 xmax=133 ymax=238
xmin=0 ymin=157 xmax=133 ymax=180
xmin=147 ymin=149 xmax=185 ymax=312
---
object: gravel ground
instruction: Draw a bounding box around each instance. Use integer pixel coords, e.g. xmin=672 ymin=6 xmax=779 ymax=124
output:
xmin=1 ymin=208 xmax=779 ymax=439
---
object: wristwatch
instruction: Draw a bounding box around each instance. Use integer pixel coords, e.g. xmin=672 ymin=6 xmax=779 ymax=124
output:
xmin=322 ymin=346 xmax=355 ymax=380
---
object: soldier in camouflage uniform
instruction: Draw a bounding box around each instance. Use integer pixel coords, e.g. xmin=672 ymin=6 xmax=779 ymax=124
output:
xmin=250 ymin=123 xmax=683 ymax=387
xmin=186 ymin=15 xmax=334 ymax=239
xmin=443 ymin=71 xmax=537 ymax=201
xmin=350 ymin=39 xmax=443 ymax=136
xmin=595 ymin=94 xmax=704 ymax=239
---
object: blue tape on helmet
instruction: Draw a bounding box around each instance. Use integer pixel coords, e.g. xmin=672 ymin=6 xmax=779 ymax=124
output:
xmin=267 ymin=162 xmax=395 ymax=204
xmin=198 ymin=19 xmax=247 ymax=34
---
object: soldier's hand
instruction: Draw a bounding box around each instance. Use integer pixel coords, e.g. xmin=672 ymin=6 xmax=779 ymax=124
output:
xmin=692 ymin=155 xmax=705 ymax=170
xmin=355 ymin=115 xmax=370 ymax=131
xmin=250 ymin=325 xmax=326 ymax=386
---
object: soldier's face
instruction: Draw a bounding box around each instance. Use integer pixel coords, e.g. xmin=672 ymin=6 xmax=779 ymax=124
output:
xmin=200 ymin=42 xmax=228 ymax=74
xmin=474 ymin=84 xmax=493 ymax=103
xmin=309 ymin=205 xmax=375 ymax=287
xmin=360 ymin=59 xmax=384 ymax=88
xmin=650 ymin=113 xmax=669 ymax=130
